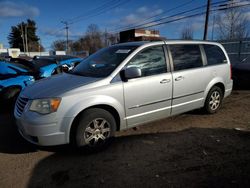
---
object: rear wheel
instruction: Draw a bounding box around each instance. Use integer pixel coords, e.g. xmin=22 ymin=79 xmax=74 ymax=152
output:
xmin=75 ymin=108 xmax=116 ymax=150
xmin=204 ymin=86 xmax=223 ymax=114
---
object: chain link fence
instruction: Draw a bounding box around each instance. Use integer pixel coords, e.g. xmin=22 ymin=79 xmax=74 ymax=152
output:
xmin=219 ymin=38 xmax=250 ymax=64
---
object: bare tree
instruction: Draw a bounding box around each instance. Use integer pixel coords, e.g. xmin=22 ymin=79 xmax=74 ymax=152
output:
xmin=51 ymin=25 xmax=103 ymax=54
xmin=216 ymin=0 xmax=249 ymax=40
xmin=51 ymin=40 xmax=66 ymax=51
xmin=107 ymin=33 xmax=119 ymax=45
xmin=180 ymin=26 xmax=194 ymax=40
xmin=70 ymin=39 xmax=83 ymax=52
xmin=83 ymin=24 xmax=104 ymax=54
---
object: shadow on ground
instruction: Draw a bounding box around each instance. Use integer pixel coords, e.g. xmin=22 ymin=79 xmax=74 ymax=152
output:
xmin=27 ymin=128 xmax=250 ymax=188
xmin=0 ymin=112 xmax=37 ymax=154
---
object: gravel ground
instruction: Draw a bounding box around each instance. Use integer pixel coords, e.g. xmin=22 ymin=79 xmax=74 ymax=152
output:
xmin=0 ymin=90 xmax=250 ymax=188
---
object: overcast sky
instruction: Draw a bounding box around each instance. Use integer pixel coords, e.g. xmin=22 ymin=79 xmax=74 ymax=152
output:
xmin=0 ymin=0 xmax=250 ymax=50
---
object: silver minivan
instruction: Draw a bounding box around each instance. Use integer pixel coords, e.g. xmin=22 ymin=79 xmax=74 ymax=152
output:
xmin=14 ymin=41 xmax=233 ymax=149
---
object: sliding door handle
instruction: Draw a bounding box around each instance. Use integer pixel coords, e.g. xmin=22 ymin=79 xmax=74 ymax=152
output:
xmin=175 ymin=76 xmax=184 ymax=81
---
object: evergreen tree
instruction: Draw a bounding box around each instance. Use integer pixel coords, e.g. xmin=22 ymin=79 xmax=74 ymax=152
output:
xmin=8 ymin=19 xmax=43 ymax=51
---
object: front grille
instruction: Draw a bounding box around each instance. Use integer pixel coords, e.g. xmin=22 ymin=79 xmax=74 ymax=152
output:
xmin=15 ymin=96 xmax=29 ymax=117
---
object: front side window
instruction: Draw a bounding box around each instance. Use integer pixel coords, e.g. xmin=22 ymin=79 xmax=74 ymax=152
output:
xmin=127 ymin=45 xmax=167 ymax=77
xmin=169 ymin=44 xmax=203 ymax=71
xmin=203 ymin=44 xmax=227 ymax=66
xmin=72 ymin=45 xmax=138 ymax=77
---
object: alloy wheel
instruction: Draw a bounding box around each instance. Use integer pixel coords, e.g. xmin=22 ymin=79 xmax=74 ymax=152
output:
xmin=209 ymin=91 xmax=221 ymax=111
xmin=83 ymin=118 xmax=111 ymax=146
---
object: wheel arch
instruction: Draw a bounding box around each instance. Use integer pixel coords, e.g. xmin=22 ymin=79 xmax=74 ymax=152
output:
xmin=203 ymin=78 xmax=226 ymax=107
xmin=213 ymin=82 xmax=225 ymax=97
xmin=204 ymin=78 xmax=225 ymax=99
xmin=69 ymin=104 xmax=121 ymax=144
xmin=1 ymin=85 xmax=22 ymax=99
xmin=203 ymin=82 xmax=224 ymax=114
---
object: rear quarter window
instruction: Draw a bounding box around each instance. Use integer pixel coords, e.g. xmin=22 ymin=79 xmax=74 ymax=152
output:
xmin=203 ymin=44 xmax=227 ymax=66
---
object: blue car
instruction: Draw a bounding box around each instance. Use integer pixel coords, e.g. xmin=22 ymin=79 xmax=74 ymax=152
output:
xmin=33 ymin=56 xmax=82 ymax=78
xmin=0 ymin=61 xmax=35 ymax=110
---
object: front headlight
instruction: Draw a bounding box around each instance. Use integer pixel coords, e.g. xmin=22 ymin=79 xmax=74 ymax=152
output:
xmin=29 ymin=98 xmax=61 ymax=114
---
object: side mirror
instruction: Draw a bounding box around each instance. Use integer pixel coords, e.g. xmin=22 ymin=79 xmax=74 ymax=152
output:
xmin=123 ymin=67 xmax=142 ymax=80
xmin=61 ymin=64 xmax=70 ymax=72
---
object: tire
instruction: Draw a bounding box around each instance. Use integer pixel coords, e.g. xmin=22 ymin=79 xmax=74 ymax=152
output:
xmin=75 ymin=108 xmax=116 ymax=150
xmin=2 ymin=87 xmax=20 ymax=113
xmin=204 ymin=86 xmax=223 ymax=114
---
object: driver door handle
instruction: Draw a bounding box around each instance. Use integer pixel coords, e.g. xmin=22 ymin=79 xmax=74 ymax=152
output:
xmin=160 ymin=79 xmax=171 ymax=84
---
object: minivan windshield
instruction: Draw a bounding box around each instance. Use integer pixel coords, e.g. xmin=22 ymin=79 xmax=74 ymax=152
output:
xmin=71 ymin=45 xmax=138 ymax=77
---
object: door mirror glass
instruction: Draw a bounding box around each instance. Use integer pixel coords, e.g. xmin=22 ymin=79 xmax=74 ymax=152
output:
xmin=124 ymin=67 xmax=142 ymax=79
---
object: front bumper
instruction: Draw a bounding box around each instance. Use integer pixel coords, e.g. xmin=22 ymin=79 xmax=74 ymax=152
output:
xmin=14 ymin=111 xmax=73 ymax=146
xmin=16 ymin=119 xmax=66 ymax=146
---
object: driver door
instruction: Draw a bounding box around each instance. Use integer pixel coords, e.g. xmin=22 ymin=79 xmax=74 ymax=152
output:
xmin=123 ymin=45 xmax=173 ymax=127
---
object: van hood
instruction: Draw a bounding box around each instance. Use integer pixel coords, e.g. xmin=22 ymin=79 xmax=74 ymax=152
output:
xmin=21 ymin=73 xmax=103 ymax=99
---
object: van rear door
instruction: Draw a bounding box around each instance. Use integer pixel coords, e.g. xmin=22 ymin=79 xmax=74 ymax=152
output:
xmin=168 ymin=44 xmax=208 ymax=115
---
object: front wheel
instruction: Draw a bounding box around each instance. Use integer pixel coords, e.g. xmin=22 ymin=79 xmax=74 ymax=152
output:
xmin=75 ymin=108 xmax=116 ymax=149
xmin=204 ymin=86 xmax=223 ymax=114
xmin=2 ymin=87 xmax=21 ymax=113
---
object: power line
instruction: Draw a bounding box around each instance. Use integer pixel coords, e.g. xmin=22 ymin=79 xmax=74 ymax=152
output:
xmin=45 ymin=0 xmax=250 ymax=43
xmin=54 ymin=0 xmax=130 ymax=46
xmin=130 ymin=1 xmax=250 ymax=30
xmin=68 ymin=0 xmax=130 ymax=25
xmin=43 ymin=27 xmax=65 ymax=38
xmin=113 ymin=0 xmax=197 ymax=31
xmin=111 ymin=1 xmax=222 ymax=32
xmin=110 ymin=0 xmax=245 ymax=33
xmin=67 ymin=0 xmax=120 ymax=23
xmin=213 ymin=0 xmax=250 ymax=10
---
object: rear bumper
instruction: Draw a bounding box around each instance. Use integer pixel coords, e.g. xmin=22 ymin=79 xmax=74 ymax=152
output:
xmin=224 ymin=80 xmax=233 ymax=98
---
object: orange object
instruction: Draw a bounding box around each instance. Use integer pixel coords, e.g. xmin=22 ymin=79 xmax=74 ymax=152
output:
xmin=50 ymin=98 xmax=61 ymax=112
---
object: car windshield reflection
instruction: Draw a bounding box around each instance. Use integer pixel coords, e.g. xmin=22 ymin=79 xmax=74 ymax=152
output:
xmin=71 ymin=45 xmax=138 ymax=78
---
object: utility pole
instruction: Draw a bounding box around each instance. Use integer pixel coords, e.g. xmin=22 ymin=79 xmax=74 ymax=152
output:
xmin=203 ymin=0 xmax=211 ymax=40
xmin=25 ymin=25 xmax=29 ymax=54
xmin=211 ymin=14 xmax=215 ymax=40
xmin=105 ymin=28 xmax=108 ymax=47
xmin=61 ymin=21 xmax=69 ymax=53
xmin=38 ymin=39 xmax=41 ymax=55
xmin=21 ymin=23 xmax=26 ymax=52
